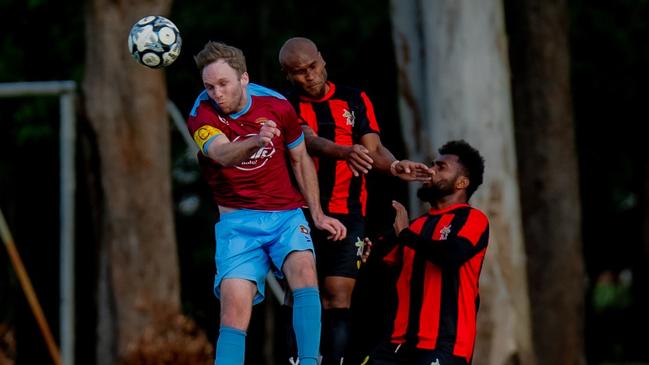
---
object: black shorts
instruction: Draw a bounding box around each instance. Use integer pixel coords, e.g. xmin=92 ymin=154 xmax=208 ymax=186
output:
xmin=364 ymin=341 xmax=470 ymax=365
xmin=305 ymin=211 xmax=366 ymax=279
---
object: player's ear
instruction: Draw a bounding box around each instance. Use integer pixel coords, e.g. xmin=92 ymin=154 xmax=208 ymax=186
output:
xmin=456 ymin=176 xmax=469 ymax=190
xmin=240 ymin=72 xmax=249 ymax=86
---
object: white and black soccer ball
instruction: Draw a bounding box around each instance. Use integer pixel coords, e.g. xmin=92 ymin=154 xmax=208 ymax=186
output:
xmin=128 ymin=15 xmax=182 ymax=68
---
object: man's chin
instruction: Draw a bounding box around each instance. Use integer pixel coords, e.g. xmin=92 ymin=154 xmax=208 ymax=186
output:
xmin=305 ymin=85 xmax=325 ymax=98
xmin=218 ymin=105 xmax=232 ymax=114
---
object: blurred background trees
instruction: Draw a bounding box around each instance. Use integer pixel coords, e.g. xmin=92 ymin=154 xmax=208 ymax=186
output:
xmin=505 ymin=0 xmax=585 ymax=364
xmin=1 ymin=0 xmax=648 ymax=364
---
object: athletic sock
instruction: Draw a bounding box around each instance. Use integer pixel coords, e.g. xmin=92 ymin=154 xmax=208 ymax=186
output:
xmin=321 ymin=308 xmax=352 ymax=365
xmin=215 ymin=326 xmax=246 ymax=365
xmin=292 ymin=287 xmax=322 ymax=365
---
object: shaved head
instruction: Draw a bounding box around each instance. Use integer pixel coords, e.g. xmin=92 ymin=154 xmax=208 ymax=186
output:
xmin=279 ymin=37 xmax=319 ymax=69
xmin=279 ymin=37 xmax=329 ymax=98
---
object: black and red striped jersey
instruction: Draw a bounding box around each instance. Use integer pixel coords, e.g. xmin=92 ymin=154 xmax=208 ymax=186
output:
xmin=377 ymin=203 xmax=489 ymax=363
xmin=286 ymin=82 xmax=380 ymax=216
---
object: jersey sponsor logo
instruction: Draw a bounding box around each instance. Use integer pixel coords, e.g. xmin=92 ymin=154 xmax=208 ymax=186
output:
xmin=343 ymin=109 xmax=355 ymax=126
xmin=440 ymin=225 xmax=451 ymax=240
xmin=193 ymin=125 xmax=223 ymax=152
xmin=232 ymin=134 xmax=276 ymax=171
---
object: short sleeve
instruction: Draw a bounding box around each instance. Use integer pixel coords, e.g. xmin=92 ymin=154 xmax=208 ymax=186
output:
xmin=280 ymin=100 xmax=305 ymax=148
xmin=353 ymin=91 xmax=381 ymax=138
xmin=187 ymin=102 xmax=229 ymax=155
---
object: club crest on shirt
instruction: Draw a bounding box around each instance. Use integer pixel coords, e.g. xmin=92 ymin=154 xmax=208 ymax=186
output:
xmin=217 ymin=114 xmax=229 ymax=125
xmin=299 ymin=225 xmax=310 ymax=235
xmin=343 ymin=109 xmax=355 ymax=126
xmin=232 ymin=134 xmax=276 ymax=171
xmin=439 ymin=225 xmax=451 ymax=240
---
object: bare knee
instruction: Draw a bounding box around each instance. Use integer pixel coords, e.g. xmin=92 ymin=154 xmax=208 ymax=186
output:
xmin=321 ymin=276 xmax=355 ymax=309
xmin=283 ymin=250 xmax=318 ymax=289
xmin=219 ymin=278 xmax=256 ymax=330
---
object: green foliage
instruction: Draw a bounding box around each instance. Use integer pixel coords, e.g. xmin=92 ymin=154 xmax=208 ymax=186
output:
xmin=13 ymin=99 xmax=57 ymax=145
xmin=27 ymin=0 xmax=47 ymax=8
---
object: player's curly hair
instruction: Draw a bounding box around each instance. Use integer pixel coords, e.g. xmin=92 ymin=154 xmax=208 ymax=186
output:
xmin=194 ymin=41 xmax=247 ymax=76
xmin=438 ymin=140 xmax=485 ymax=199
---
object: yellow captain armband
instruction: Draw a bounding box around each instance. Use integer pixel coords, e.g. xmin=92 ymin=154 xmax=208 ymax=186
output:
xmin=193 ymin=125 xmax=224 ymax=155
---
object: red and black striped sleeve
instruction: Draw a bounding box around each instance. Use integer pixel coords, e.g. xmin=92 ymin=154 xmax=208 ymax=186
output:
xmin=353 ymin=91 xmax=381 ymax=136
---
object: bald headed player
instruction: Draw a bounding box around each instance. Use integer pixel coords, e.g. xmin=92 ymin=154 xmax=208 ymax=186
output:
xmin=278 ymin=37 xmax=431 ymax=365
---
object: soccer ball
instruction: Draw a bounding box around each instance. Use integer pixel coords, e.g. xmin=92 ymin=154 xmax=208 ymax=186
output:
xmin=128 ymin=15 xmax=182 ymax=68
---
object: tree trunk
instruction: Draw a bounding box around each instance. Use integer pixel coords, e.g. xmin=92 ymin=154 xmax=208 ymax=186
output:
xmin=505 ymin=1 xmax=586 ymax=364
xmin=391 ymin=1 xmax=536 ymax=364
xmin=82 ymin=1 xmax=205 ymax=364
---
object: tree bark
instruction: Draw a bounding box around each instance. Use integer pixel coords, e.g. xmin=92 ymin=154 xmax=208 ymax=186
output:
xmin=82 ymin=1 xmax=186 ymax=364
xmin=391 ymin=1 xmax=536 ymax=364
xmin=505 ymin=1 xmax=586 ymax=364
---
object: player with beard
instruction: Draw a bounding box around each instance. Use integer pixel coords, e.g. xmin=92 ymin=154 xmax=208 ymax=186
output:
xmin=362 ymin=140 xmax=488 ymax=365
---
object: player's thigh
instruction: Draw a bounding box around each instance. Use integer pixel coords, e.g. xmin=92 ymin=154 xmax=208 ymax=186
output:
xmin=321 ymin=276 xmax=356 ymax=308
xmin=219 ymin=278 xmax=257 ymax=330
xmin=267 ymin=209 xmax=316 ymax=287
xmin=214 ymin=210 xmax=271 ymax=304
xmin=283 ymin=250 xmax=318 ymax=289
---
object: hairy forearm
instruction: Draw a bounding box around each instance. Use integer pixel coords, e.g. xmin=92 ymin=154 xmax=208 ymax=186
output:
xmin=369 ymin=144 xmax=397 ymax=173
xmin=207 ymin=138 xmax=260 ymax=167
xmin=305 ymin=134 xmax=350 ymax=160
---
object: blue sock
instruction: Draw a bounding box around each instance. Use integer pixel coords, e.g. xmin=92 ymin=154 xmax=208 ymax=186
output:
xmin=215 ymin=326 xmax=246 ymax=365
xmin=293 ymin=287 xmax=322 ymax=365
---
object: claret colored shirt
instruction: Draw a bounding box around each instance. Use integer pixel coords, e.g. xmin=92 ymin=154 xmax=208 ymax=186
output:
xmin=187 ymin=83 xmax=305 ymax=211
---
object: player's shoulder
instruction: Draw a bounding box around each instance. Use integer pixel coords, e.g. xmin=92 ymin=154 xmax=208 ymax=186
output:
xmin=445 ymin=204 xmax=487 ymax=221
xmin=465 ymin=205 xmax=489 ymax=226
xmin=189 ymin=90 xmax=218 ymax=118
xmin=187 ymin=90 xmax=230 ymax=132
xmin=249 ymin=83 xmax=295 ymax=115
xmin=332 ymin=83 xmax=364 ymax=98
xmin=248 ymin=83 xmax=288 ymax=102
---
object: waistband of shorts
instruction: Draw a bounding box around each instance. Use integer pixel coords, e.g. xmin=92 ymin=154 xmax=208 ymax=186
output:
xmin=219 ymin=207 xmax=301 ymax=218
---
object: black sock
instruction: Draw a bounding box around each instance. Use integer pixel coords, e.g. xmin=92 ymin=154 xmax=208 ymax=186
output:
xmin=321 ymin=308 xmax=352 ymax=365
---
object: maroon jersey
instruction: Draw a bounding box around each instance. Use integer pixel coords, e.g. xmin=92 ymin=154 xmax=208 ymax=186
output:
xmin=378 ymin=204 xmax=489 ymax=363
xmin=286 ymin=82 xmax=380 ymax=216
xmin=187 ymin=83 xmax=305 ymax=210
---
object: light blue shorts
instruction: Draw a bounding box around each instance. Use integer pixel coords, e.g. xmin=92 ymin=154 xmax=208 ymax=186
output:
xmin=213 ymin=208 xmax=314 ymax=304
